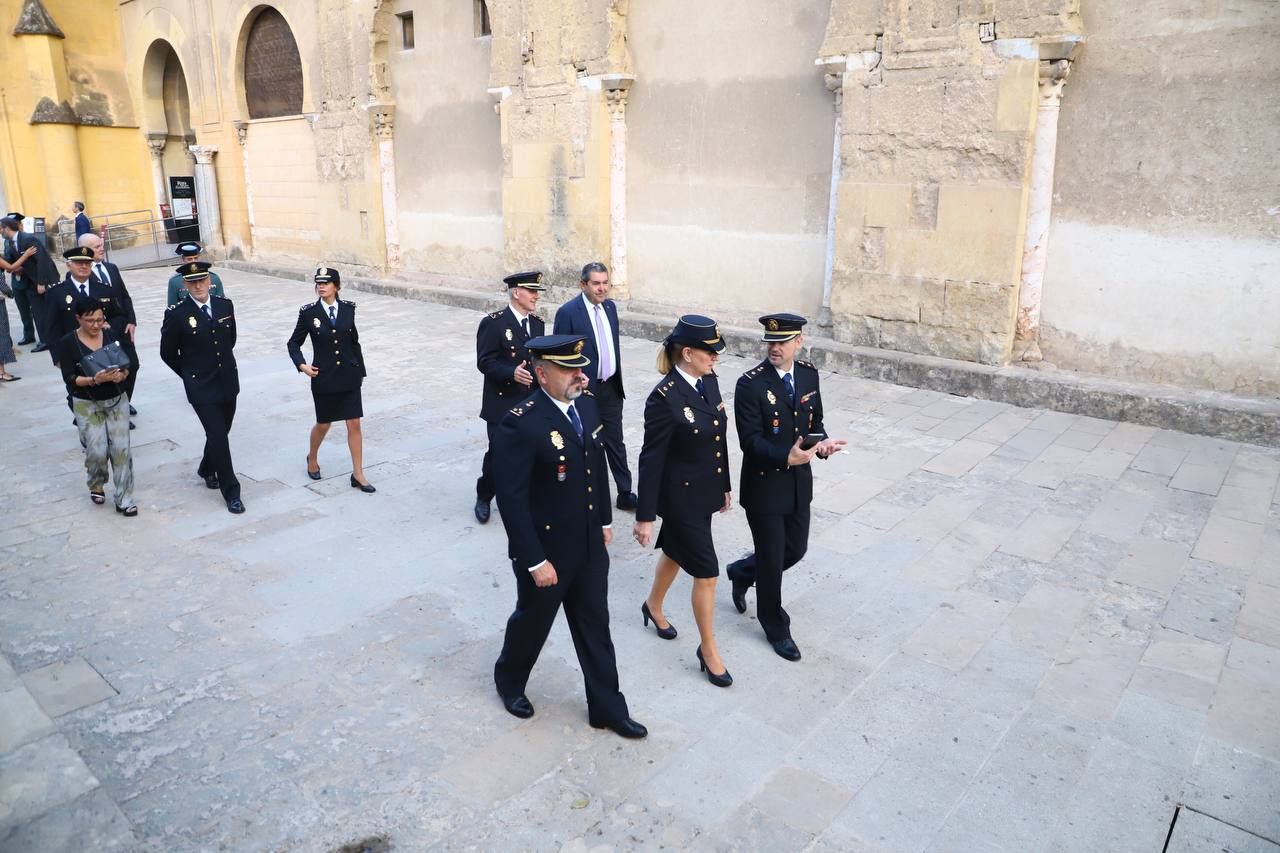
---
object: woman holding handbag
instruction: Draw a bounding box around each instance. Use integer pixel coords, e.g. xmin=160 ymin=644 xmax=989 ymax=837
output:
xmin=55 ymin=297 xmax=136 ymax=516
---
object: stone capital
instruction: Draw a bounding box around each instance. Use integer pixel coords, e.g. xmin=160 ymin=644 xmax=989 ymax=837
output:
xmin=146 ymin=133 xmax=168 ymax=156
xmin=1037 ymin=59 xmax=1071 ymax=106
xmin=188 ymin=145 xmax=218 ymax=165
xmin=370 ymin=104 xmax=395 ymax=140
xmin=232 ymin=121 xmax=249 ymax=147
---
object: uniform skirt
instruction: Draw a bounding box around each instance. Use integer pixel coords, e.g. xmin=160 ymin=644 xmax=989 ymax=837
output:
xmin=655 ymin=514 xmax=719 ymax=578
xmin=313 ymin=387 xmax=363 ymax=423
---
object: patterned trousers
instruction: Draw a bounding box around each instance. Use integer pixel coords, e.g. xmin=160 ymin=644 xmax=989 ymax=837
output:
xmin=73 ymin=393 xmax=135 ymax=510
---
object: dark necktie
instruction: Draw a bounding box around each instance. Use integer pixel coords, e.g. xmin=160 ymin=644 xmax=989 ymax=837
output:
xmin=521 ymin=317 xmax=529 ymax=339
xmin=78 ymin=282 xmax=89 ymax=298
xmin=202 ymin=304 xmax=212 ymax=322
xmin=329 ymin=305 xmax=337 ymax=326
xmin=783 ymin=372 xmax=796 ymax=407
xmin=94 ymin=264 xmax=108 ymax=286
xmin=695 ymin=377 xmax=707 ymax=402
xmin=567 ymin=403 xmax=583 ymax=442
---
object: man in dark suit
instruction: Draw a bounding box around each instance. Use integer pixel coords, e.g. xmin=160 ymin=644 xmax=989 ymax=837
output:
xmin=493 ymin=334 xmax=646 ymax=739
xmin=79 ymin=233 xmax=140 ymax=413
xmin=552 ymin=262 xmax=636 ymax=510
xmin=1 ymin=214 xmax=59 ymax=352
xmin=473 ymin=270 xmax=546 ymax=523
xmin=728 ymin=314 xmax=846 ymax=661
xmin=73 ymin=202 xmax=92 ymax=238
xmin=160 ymin=262 xmax=244 ymax=514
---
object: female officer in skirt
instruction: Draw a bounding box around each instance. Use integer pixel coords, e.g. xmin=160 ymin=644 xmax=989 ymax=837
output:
xmin=287 ymin=267 xmax=375 ymax=493
xmin=632 ymin=315 xmax=734 ymax=687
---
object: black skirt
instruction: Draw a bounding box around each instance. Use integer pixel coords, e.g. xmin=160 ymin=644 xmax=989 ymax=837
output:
xmin=313 ymin=387 xmax=363 ymax=423
xmin=655 ymin=514 xmax=720 ymax=578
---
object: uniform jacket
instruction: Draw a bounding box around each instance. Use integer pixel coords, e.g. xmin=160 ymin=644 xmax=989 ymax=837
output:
xmin=735 ymin=359 xmax=826 ymax=515
xmin=44 ymin=274 xmax=134 ymax=359
xmin=160 ymin=295 xmax=239 ymax=404
xmin=92 ymin=261 xmax=136 ymax=329
xmin=287 ymin=299 xmax=366 ymax=394
xmin=477 ymin=306 xmax=544 ymax=422
xmin=635 ymin=370 xmax=732 ymax=523
xmin=552 ymin=295 xmax=624 ymax=398
xmin=5 ymin=231 xmax=58 ymax=289
xmin=494 ymin=390 xmax=613 ymax=573
xmin=167 ymin=272 xmax=224 ymax=306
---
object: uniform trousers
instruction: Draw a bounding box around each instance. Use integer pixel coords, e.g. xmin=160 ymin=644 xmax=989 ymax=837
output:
xmin=193 ymin=398 xmax=240 ymax=501
xmin=732 ymin=504 xmax=812 ymax=643
xmin=494 ymin=555 xmax=629 ymax=723
xmin=12 ymin=287 xmax=37 ymax=342
xmin=593 ymin=376 xmax=632 ymax=495
xmin=476 ymin=421 xmax=499 ymax=502
xmin=24 ymin=288 xmax=48 ymax=344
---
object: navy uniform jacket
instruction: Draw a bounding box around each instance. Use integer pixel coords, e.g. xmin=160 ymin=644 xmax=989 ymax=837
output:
xmin=5 ymin=231 xmax=58 ymax=290
xmin=93 ymin=261 xmax=136 ymax=329
xmin=494 ymin=390 xmax=613 ymax=573
xmin=46 ymin=272 xmax=135 ymax=344
xmin=287 ymin=299 xmax=366 ymax=393
xmin=735 ymin=359 xmax=827 ymax=516
xmin=635 ymin=371 xmax=732 ymax=523
xmin=477 ymin=307 xmax=544 ymax=422
xmin=159 ymin=295 xmax=239 ymax=404
xmin=552 ymin=295 xmax=624 ymax=397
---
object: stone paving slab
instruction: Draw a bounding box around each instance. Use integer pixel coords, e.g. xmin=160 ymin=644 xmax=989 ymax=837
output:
xmin=1 ymin=267 xmax=1278 ymax=850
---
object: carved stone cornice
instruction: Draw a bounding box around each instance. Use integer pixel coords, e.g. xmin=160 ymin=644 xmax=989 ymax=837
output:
xmin=1037 ymin=59 xmax=1072 ymax=105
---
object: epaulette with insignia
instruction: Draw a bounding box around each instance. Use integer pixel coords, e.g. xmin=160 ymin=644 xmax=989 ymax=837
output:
xmin=488 ymin=311 xmax=503 ymax=320
xmin=656 ymin=379 xmax=676 ymax=397
xmin=341 ymin=299 xmax=355 ymax=306
xmin=796 ymin=360 xmax=816 ymax=370
xmin=745 ymin=365 xmax=766 ymax=378
xmin=299 ymin=303 xmax=312 ymax=311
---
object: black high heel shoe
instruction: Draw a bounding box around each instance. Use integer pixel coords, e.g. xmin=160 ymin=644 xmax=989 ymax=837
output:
xmin=350 ymin=475 xmax=376 ymax=494
xmin=696 ymin=645 xmax=733 ymax=688
xmin=306 ymin=456 xmax=321 ymax=480
xmin=641 ymin=602 xmax=677 ymax=640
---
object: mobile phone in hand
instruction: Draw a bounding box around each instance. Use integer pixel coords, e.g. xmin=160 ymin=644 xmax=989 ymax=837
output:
xmin=799 ymin=433 xmax=825 ymax=451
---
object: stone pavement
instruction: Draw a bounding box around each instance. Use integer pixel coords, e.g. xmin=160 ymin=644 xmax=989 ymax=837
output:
xmin=1 ymin=269 xmax=1278 ymax=852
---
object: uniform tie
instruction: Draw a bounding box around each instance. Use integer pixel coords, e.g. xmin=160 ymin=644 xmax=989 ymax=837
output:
xmin=594 ymin=305 xmax=612 ymax=382
xmin=695 ymin=377 xmax=707 ymax=402
xmin=521 ymin=317 xmax=529 ymax=339
xmin=78 ymin=282 xmax=89 ymax=298
xmin=94 ymin=264 xmax=108 ymax=286
xmin=202 ymin=303 xmax=212 ymax=321
xmin=783 ymin=372 xmax=795 ymax=407
xmin=567 ymin=403 xmax=583 ymax=442
xmin=328 ymin=304 xmax=337 ymax=326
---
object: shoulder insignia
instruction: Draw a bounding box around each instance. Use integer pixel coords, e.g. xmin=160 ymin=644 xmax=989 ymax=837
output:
xmin=341 ymin=299 xmax=355 ymax=306
xmin=745 ymin=365 xmax=766 ymax=378
xmin=299 ymin=303 xmax=312 ymax=312
xmin=797 ymin=360 xmax=816 ymax=371
xmin=510 ymin=398 xmax=537 ymax=417
xmin=488 ymin=311 xmax=503 ymax=320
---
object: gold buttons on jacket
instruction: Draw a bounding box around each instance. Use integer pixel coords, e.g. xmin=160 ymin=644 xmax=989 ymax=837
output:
xmin=713 ymin=420 xmax=720 ymax=426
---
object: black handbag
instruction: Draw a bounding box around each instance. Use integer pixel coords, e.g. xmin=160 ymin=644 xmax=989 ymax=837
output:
xmin=79 ymin=340 xmax=131 ymax=378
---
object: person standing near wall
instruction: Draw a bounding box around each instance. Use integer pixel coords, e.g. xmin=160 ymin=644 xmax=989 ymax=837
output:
xmin=553 ymin=262 xmax=637 ymax=511
xmin=2 ymin=214 xmax=59 ymax=353
xmin=73 ymin=202 xmax=92 ymax=239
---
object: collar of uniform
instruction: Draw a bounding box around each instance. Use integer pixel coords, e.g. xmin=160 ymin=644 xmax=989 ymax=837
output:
xmin=508 ymin=304 xmax=530 ymax=323
xmin=773 ymin=363 xmax=796 ymax=381
xmin=317 ymin=298 xmax=339 ymax=310
xmin=189 ymin=295 xmax=211 ymax=311
xmin=673 ymin=365 xmax=701 ymax=391
xmin=540 ymin=387 xmax=579 ymax=423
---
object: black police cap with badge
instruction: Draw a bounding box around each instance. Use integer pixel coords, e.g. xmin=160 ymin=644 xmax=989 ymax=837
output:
xmin=176 ymin=261 xmax=213 ymax=281
xmin=175 ymin=242 xmax=204 ymax=258
xmin=63 ymin=246 xmax=95 ymax=262
xmin=759 ymin=313 xmax=806 ymax=342
xmin=314 ymin=267 xmax=341 ymax=286
xmin=504 ymin=270 xmax=546 ymax=292
xmin=667 ymin=314 xmax=726 ymax=353
xmin=526 ymin=334 xmax=592 ymax=369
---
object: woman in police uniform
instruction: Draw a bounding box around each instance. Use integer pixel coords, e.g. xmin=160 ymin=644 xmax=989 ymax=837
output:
xmin=287 ymin=267 xmax=375 ymax=493
xmin=632 ymin=315 xmax=734 ymax=687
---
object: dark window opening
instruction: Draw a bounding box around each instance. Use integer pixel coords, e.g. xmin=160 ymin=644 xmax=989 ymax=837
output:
xmin=475 ymin=0 xmax=491 ymax=37
xmin=399 ymin=12 xmax=415 ymax=50
xmin=243 ymin=8 xmax=304 ymax=119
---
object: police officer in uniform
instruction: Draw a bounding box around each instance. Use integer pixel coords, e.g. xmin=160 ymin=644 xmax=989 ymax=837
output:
xmin=288 ymin=267 xmax=374 ymax=492
xmin=1 ymin=213 xmax=59 ymax=352
xmin=159 ymin=262 xmax=245 ymax=514
xmin=166 ymin=243 xmax=225 ymax=306
xmin=728 ymin=314 xmax=846 ymax=661
xmin=492 ymin=334 xmax=646 ymax=739
xmin=474 ymin=270 xmax=545 ymax=523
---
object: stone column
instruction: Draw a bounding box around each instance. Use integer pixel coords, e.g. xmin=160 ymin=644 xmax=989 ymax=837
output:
xmin=816 ymin=59 xmax=848 ymax=329
xmin=603 ymin=76 xmax=633 ymax=301
xmin=188 ymin=144 xmax=222 ymax=249
xmin=233 ymin=121 xmax=256 ymax=245
xmin=371 ymin=104 xmax=399 ymax=271
xmin=146 ymin=133 xmax=168 ymax=216
xmin=1014 ymin=60 xmax=1071 ymax=362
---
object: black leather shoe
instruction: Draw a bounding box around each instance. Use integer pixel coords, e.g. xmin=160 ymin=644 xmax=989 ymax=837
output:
xmin=641 ymin=601 xmax=677 ymax=640
xmin=771 ymin=638 xmax=802 ymax=662
xmin=129 ymin=405 xmax=137 ymax=416
xmin=17 ymin=337 xmax=33 ymax=346
xmin=474 ymin=499 xmax=491 ymax=524
xmin=350 ymin=475 xmax=376 ymax=493
xmin=306 ymin=457 xmax=321 ymax=480
xmin=203 ymin=474 xmax=220 ymax=490
xmin=226 ymin=498 xmax=246 ymax=514
xmin=696 ymin=645 xmax=733 ymax=688
xmin=589 ymin=717 xmax=648 ymax=739
xmin=730 ymin=577 xmax=750 ymax=614
xmin=31 ymin=342 xmax=48 ymax=353
xmin=615 ymin=491 xmax=638 ymax=511
xmin=129 ymin=422 xmax=136 ymax=430
xmin=501 ymin=693 xmax=534 ymax=719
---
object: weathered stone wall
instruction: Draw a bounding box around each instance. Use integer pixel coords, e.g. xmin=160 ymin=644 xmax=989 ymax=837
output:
xmin=625 ymin=0 xmax=833 ymax=322
xmin=388 ymin=0 xmax=504 ymax=281
xmin=825 ymin=0 xmax=1080 ymax=365
xmin=1041 ymin=0 xmax=1280 ymax=396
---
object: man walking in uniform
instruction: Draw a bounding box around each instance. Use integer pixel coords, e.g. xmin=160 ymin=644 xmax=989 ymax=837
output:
xmin=728 ymin=314 xmax=846 ymax=661
xmin=2 ymin=214 xmax=59 ymax=352
xmin=553 ymin=262 xmax=637 ymax=510
xmin=473 ymin=270 xmax=545 ymax=523
xmin=492 ymin=334 xmax=646 ymax=739
xmin=79 ymin=233 xmax=140 ymax=416
xmin=160 ymin=262 xmax=244 ymax=514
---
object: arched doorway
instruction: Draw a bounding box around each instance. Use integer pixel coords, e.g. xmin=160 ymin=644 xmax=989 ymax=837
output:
xmin=141 ymin=40 xmax=195 ymax=235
